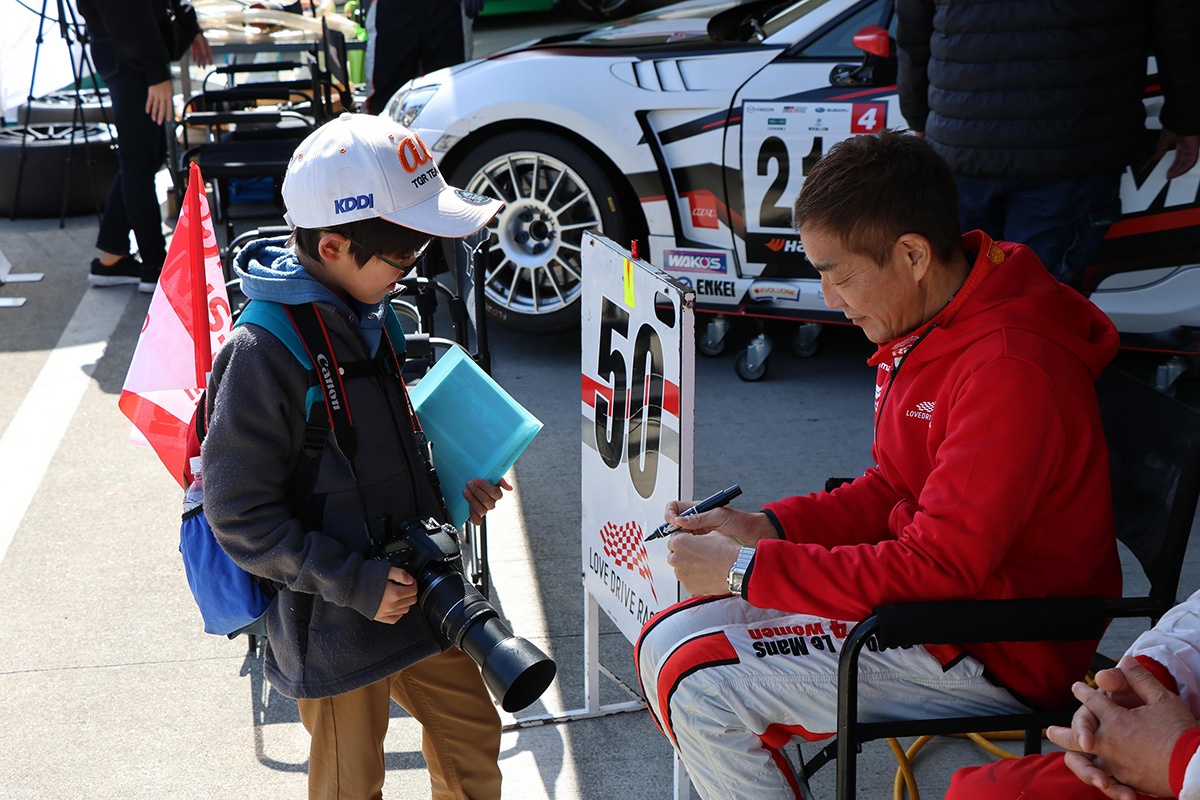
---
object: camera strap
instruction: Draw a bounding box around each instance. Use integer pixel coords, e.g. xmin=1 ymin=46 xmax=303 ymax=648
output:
xmin=285 ymin=302 xmax=358 ymax=463
xmin=380 ymin=319 xmax=452 ymax=524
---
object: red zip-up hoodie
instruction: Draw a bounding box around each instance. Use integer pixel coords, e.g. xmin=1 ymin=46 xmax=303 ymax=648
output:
xmin=751 ymin=231 xmax=1122 ymax=710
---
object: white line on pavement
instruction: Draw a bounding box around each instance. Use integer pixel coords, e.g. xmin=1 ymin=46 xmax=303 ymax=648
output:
xmin=0 ymin=283 xmax=132 ymax=568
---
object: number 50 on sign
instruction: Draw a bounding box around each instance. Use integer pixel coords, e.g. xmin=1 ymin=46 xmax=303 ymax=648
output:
xmin=580 ymin=233 xmax=695 ymax=644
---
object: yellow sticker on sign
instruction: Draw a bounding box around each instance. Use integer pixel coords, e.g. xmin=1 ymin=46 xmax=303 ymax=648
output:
xmin=623 ymin=258 xmax=636 ymax=308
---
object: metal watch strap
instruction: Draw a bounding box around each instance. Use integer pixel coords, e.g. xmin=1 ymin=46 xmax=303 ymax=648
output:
xmin=727 ymin=546 xmax=756 ymax=597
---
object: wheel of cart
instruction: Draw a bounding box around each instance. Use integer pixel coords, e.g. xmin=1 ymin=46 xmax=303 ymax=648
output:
xmin=735 ymin=326 xmax=773 ymax=382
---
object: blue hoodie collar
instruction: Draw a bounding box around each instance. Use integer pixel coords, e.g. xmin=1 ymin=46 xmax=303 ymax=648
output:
xmin=233 ymin=235 xmax=388 ymax=353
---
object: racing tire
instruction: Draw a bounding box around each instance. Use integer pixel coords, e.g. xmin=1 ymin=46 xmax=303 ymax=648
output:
xmin=18 ymin=89 xmax=112 ymax=124
xmin=565 ymin=0 xmax=639 ymax=21
xmin=0 ymin=123 xmax=118 ymax=218
xmin=448 ymin=131 xmax=628 ymax=334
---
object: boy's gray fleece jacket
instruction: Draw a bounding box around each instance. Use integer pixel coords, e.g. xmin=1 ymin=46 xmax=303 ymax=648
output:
xmin=202 ymin=238 xmax=448 ymax=699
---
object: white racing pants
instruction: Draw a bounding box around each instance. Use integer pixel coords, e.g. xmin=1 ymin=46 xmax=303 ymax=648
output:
xmin=635 ymin=595 xmax=1029 ymax=800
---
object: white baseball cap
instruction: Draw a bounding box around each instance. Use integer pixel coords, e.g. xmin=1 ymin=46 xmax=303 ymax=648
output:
xmin=281 ymin=112 xmax=502 ymax=237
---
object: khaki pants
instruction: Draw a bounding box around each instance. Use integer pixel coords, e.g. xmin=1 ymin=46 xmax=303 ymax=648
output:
xmin=297 ymin=648 xmax=502 ymax=800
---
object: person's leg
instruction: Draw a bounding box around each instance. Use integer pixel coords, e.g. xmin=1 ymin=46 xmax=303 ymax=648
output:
xmin=955 ymin=176 xmax=1010 ymax=244
xmin=636 ymin=596 xmax=1027 ymax=800
xmin=416 ymin=0 xmax=467 ymax=75
xmin=297 ymin=679 xmax=392 ymax=800
xmin=97 ymin=59 xmax=168 ymax=285
xmin=1001 ymin=173 xmax=1123 ymax=291
xmin=389 ymin=648 xmax=502 ymax=800
xmin=364 ymin=0 xmax=421 ymax=114
xmin=947 ymin=752 xmax=1157 ymax=800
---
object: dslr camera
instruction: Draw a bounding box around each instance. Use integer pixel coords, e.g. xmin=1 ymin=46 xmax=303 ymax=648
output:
xmin=373 ymin=518 xmax=556 ymax=712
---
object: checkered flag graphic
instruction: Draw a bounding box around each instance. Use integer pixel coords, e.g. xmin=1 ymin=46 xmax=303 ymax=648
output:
xmin=599 ymin=520 xmax=657 ymax=602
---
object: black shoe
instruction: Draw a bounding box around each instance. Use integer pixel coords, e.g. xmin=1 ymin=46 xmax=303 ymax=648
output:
xmin=138 ymin=262 xmax=162 ymax=295
xmin=88 ymin=255 xmax=140 ymax=287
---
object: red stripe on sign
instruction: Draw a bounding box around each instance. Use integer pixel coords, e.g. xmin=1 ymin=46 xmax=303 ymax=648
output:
xmin=657 ymin=630 xmax=740 ymax=748
xmin=1106 ymin=207 xmax=1200 ymax=238
xmin=662 ymin=379 xmax=680 ymax=417
xmin=581 ymin=374 xmax=612 ymax=408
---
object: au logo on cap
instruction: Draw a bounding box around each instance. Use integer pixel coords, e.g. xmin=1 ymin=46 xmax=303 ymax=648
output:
xmin=398 ymin=135 xmax=433 ymax=174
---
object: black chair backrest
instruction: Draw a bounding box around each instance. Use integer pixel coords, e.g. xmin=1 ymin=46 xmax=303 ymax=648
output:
xmin=316 ymin=19 xmax=354 ymax=117
xmin=1097 ymin=367 xmax=1200 ymax=617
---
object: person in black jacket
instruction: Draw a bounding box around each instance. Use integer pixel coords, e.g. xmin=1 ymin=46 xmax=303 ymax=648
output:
xmin=896 ymin=0 xmax=1200 ymax=291
xmin=363 ymin=0 xmax=480 ymax=115
xmin=76 ymin=0 xmax=210 ymax=292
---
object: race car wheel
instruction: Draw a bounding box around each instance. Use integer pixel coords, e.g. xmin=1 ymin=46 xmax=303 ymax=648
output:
xmin=449 ymin=131 xmax=628 ymax=334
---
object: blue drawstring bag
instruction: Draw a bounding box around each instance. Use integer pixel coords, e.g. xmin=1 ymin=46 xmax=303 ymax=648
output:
xmin=180 ymin=462 xmax=271 ymax=637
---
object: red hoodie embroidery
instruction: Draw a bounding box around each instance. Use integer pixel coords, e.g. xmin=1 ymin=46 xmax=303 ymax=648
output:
xmin=754 ymin=232 xmax=1122 ymax=710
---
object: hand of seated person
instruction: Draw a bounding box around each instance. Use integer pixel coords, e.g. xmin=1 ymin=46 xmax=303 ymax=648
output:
xmin=663 ymin=502 xmax=777 ymax=545
xmin=1047 ymin=656 xmax=1196 ymax=800
xmin=374 ymin=566 xmax=418 ymax=624
xmin=463 ymin=477 xmax=513 ymax=526
xmin=667 ymin=530 xmax=743 ymax=597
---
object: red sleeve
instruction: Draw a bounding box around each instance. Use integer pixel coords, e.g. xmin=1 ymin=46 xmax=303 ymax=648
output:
xmin=746 ymin=358 xmax=1068 ymax=620
xmin=1135 ymin=654 xmax=1180 ymax=695
xmin=1170 ymin=727 xmax=1200 ymax=798
xmin=761 ymin=467 xmax=901 ymax=548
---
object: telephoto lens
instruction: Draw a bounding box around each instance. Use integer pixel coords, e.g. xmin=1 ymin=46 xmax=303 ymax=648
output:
xmin=418 ymin=568 xmax=557 ymax=712
xmin=376 ymin=519 xmax=556 ymax=712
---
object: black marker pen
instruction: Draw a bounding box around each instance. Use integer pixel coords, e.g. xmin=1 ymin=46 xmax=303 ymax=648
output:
xmin=644 ymin=484 xmax=742 ymax=542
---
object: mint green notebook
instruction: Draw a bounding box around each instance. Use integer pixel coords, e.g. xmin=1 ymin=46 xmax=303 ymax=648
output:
xmin=409 ymin=347 xmax=543 ymax=527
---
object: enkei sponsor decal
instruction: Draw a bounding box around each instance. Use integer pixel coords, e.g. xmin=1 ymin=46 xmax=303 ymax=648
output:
xmin=663 ymin=250 xmax=728 ymax=273
xmin=694 ymin=278 xmax=738 ymax=298
xmin=749 ymin=281 xmax=801 ymax=302
xmin=334 ymin=193 xmax=374 ymax=214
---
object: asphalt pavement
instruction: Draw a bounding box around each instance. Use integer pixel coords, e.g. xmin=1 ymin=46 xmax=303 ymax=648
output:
xmin=3 ymin=6 xmax=1200 ymax=800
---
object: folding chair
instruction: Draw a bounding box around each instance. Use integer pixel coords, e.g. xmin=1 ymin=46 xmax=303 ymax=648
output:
xmin=167 ymin=19 xmax=354 ymax=258
xmin=813 ymin=366 xmax=1200 ymax=799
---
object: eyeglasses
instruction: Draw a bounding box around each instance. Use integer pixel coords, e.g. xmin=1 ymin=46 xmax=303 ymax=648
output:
xmin=371 ymin=238 xmax=432 ymax=270
xmin=318 ymin=229 xmax=432 ymax=268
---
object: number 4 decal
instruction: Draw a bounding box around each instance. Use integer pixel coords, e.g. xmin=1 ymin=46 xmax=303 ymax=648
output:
xmin=851 ymin=103 xmax=887 ymax=134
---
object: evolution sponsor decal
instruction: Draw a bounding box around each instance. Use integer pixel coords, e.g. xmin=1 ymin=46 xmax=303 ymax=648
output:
xmin=749 ymin=280 xmax=801 ymax=302
xmin=663 ymin=249 xmax=728 ymax=274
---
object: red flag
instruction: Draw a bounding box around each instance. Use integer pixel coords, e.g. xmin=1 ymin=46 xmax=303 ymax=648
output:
xmin=119 ymin=163 xmax=233 ymax=487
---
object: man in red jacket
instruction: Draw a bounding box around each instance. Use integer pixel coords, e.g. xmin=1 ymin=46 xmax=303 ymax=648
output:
xmin=634 ymin=130 xmax=1122 ymax=800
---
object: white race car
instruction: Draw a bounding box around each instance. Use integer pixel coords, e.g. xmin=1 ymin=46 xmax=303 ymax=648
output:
xmin=388 ymin=0 xmax=1200 ymax=376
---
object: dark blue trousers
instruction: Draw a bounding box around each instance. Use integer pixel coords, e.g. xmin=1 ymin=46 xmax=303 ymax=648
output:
xmin=956 ymin=172 xmax=1122 ymax=291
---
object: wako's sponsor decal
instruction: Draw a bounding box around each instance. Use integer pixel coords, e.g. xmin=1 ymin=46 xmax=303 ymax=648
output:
xmin=749 ymin=280 xmax=801 ymax=302
xmin=663 ymin=250 xmax=728 ymax=274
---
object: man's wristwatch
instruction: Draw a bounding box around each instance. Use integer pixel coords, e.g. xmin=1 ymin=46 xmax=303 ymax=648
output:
xmin=727 ymin=546 xmax=756 ymax=597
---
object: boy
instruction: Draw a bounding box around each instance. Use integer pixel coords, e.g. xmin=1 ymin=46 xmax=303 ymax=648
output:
xmin=202 ymin=112 xmax=510 ymax=800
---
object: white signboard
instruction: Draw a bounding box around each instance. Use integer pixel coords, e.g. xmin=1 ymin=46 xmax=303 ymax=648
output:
xmin=581 ymin=233 xmax=695 ymax=644
xmin=741 ymin=100 xmax=888 ymax=235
